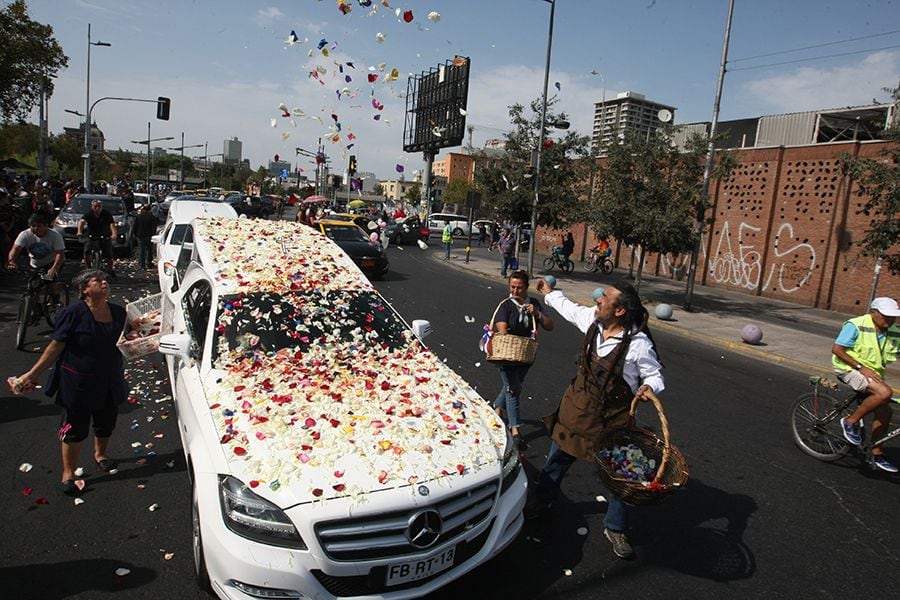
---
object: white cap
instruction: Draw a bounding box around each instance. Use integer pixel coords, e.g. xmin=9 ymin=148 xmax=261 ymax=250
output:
xmin=870 ymin=297 xmax=900 ymax=317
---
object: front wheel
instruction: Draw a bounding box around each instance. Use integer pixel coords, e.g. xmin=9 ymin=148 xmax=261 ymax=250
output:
xmin=192 ymin=481 xmax=213 ymax=593
xmin=583 ymin=258 xmax=599 ymax=272
xmin=601 ymin=258 xmax=614 ymax=275
xmin=561 ymin=259 xmax=574 ymax=273
xmin=42 ymin=283 xmax=69 ymax=329
xmin=790 ymin=392 xmax=852 ymax=462
xmin=452 ymin=227 xmax=464 ymax=237
xmin=16 ymin=295 xmax=32 ymax=350
xmin=542 ymin=257 xmax=555 ymax=271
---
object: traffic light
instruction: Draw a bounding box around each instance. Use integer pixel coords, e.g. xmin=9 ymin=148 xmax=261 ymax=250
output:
xmin=348 ymin=155 xmax=357 ymax=176
xmin=156 ymin=97 xmax=171 ymax=120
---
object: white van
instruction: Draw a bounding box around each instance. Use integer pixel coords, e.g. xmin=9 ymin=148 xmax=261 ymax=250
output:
xmin=427 ymin=213 xmax=471 ymax=237
xmin=157 ymin=217 xmax=525 ymax=599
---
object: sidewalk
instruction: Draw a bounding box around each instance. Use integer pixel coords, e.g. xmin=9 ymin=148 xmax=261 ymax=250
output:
xmin=430 ymin=245 xmax=900 ymax=384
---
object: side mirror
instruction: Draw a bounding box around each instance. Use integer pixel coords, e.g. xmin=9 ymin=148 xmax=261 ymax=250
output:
xmin=150 ymin=235 xmax=160 ymax=244
xmin=158 ymin=333 xmax=192 ymax=360
xmin=410 ymin=319 xmax=432 ymax=341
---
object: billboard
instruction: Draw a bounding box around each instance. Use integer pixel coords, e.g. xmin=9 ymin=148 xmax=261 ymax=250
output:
xmin=403 ymin=56 xmax=470 ymax=154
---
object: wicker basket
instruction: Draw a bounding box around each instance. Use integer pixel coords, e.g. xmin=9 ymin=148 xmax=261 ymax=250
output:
xmin=594 ymin=391 xmax=689 ymax=506
xmin=484 ymin=300 xmax=538 ymax=365
xmin=116 ymin=293 xmax=164 ymax=361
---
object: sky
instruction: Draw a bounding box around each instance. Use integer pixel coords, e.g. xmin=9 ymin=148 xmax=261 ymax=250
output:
xmin=18 ymin=0 xmax=900 ymax=182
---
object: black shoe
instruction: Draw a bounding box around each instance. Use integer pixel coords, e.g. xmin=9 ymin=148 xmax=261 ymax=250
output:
xmin=60 ymin=479 xmax=79 ymax=495
xmin=95 ymin=458 xmax=118 ymax=472
xmin=604 ymin=528 xmax=635 ymax=559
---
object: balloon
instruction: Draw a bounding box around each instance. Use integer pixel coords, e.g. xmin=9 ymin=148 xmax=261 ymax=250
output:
xmin=655 ymin=303 xmax=673 ymax=320
xmin=741 ymin=324 xmax=763 ymax=344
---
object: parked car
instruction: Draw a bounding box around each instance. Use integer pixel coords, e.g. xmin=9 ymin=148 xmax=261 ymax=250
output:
xmin=384 ymin=216 xmax=430 ymax=245
xmin=156 ymin=217 xmax=524 ymax=598
xmin=153 ymin=201 xmax=238 ymax=294
xmin=52 ymin=194 xmax=135 ymax=257
xmin=427 ymin=212 xmax=471 ymax=237
xmin=223 ymin=195 xmax=275 ymax=219
xmin=314 ymin=219 xmax=389 ymax=279
xmin=133 ymin=192 xmax=161 ymax=219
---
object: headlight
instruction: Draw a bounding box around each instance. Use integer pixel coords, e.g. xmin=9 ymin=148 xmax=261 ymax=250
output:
xmin=500 ymin=430 xmax=521 ymax=494
xmin=218 ymin=475 xmax=307 ymax=549
xmin=55 ymin=216 xmax=77 ymax=227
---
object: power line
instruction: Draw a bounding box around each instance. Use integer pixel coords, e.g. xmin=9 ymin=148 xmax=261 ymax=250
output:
xmin=728 ymin=44 xmax=900 ymax=72
xmin=730 ymin=29 xmax=900 ymax=63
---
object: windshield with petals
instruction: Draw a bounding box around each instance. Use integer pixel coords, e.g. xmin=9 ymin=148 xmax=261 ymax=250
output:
xmin=212 ymin=290 xmax=414 ymax=364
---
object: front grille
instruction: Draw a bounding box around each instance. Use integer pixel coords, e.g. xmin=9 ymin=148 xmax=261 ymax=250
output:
xmin=316 ymin=480 xmax=497 ymax=562
xmin=311 ymin=526 xmax=491 ymax=597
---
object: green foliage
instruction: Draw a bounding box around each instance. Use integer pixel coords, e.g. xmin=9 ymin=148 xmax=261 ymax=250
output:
xmin=47 ymin=133 xmax=81 ymax=176
xmin=404 ymin=182 xmax=421 ymax=205
xmin=473 ymin=96 xmax=592 ymax=227
xmin=0 ymin=121 xmax=39 ymax=156
xmin=837 ymin=82 xmax=900 ymax=273
xmin=588 ymin=128 xmax=736 ymax=262
xmin=0 ymin=1 xmax=69 ymax=123
xmin=373 ymin=183 xmax=384 ymax=197
xmin=441 ymin=178 xmax=471 ymax=209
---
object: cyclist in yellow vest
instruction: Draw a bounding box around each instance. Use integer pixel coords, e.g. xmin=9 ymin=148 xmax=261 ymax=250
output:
xmin=441 ymin=220 xmax=452 ymax=260
xmin=832 ymin=297 xmax=900 ymax=472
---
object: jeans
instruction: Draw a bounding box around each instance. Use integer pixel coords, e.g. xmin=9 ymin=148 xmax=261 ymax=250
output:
xmin=500 ymin=253 xmax=514 ymax=277
xmin=535 ymin=441 xmax=629 ymax=532
xmin=494 ymin=364 xmax=530 ymax=429
xmin=138 ymin=238 xmax=153 ymax=269
xmin=443 ymin=241 xmax=451 ymax=259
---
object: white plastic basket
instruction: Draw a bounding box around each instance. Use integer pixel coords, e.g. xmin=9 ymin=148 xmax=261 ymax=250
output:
xmin=117 ymin=292 xmax=164 ymax=360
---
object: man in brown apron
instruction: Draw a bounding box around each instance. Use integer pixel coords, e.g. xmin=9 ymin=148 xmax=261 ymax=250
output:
xmin=528 ymin=280 xmax=664 ymax=559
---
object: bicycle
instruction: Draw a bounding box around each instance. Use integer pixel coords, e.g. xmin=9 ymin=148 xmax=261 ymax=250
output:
xmin=15 ymin=269 xmax=70 ymax=350
xmin=790 ymin=375 xmax=900 ymax=470
xmin=542 ymin=248 xmax=574 ymax=273
xmin=79 ymin=234 xmax=108 ymax=270
xmin=583 ymin=249 xmax=614 ymax=274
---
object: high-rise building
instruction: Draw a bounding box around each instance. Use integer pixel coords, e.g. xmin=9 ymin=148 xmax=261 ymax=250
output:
xmin=592 ymin=91 xmax=675 ymax=154
xmin=224 ymin=137 xmax=242 ymax=164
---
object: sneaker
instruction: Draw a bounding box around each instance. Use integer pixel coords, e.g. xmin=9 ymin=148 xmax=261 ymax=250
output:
xmin=872 ymin=456 xmax=898 ymax=473
xmin=604 ymin=528 xmax=634 ymax=559
xmin=841 ymin=417 xmax=862 ymax=446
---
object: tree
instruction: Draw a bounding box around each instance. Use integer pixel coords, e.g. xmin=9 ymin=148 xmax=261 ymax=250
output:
xmin=404 ymin=183 xmax=421 ymax=205
xmin=373 ymin=183 xmax=384 ymax=197
xmin=442 ymin=178 xmax=472 ymax=209
xmin=588 ymin=129 xmax=735 ymax=289
xmin=473 ymin=96 xmax=592 ymax=227
xmin=0 ymin=1 xmax=69 ymax=123
xmin=48 ymin=133 xmax=81 ymax=178
xmin=0 ymin=121 xmax=39 ymax=157
xmin=837 ymin=81 xmax=900 ymax=280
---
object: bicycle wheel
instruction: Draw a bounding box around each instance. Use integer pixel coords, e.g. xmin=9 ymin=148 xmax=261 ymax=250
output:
xmin=583 ymin=258 xmax=599 ymax=272
xmin=542 ymin=257 xmax=555 ymax=271
xmin=42 ymin=283 xmax=69 ymax=329
xmin=790 ymin=392 xmax=852 ymax=461
xmin=16 ymin=295 xmax=32 ymax=350
xmin=601 ymin=258 xmax=614 ymax=274
xmin=561 ymin=259 xmax=574 ymax=274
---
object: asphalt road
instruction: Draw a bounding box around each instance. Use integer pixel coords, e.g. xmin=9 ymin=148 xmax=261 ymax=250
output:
xmin=0 ymin=238 xmax=897 ymax=599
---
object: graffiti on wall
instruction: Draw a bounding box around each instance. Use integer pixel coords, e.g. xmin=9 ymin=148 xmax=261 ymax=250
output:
xmin=707 ymin=220 xmax=816 ymax=294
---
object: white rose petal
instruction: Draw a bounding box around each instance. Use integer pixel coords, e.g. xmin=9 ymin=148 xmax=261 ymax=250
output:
xmin=18 ymin=463 xmax=33 ymax=473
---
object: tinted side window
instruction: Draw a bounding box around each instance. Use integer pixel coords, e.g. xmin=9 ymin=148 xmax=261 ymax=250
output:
xmin=182 ymin=280 xmax=212 ymax=359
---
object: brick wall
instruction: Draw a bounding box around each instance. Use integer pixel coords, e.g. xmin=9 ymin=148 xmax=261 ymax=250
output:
xmin=534 ymin=140 xmax=898 ymax=312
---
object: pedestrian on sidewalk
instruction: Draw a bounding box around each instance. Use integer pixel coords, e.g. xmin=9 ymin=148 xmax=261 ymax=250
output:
xmin=11 ymin=269 xmax=128 ymax=496
xmin=477 ymin=222 xmax=487 ymax=247
xmin=490 ymin=270 xmax=554 ymax=449
xmin=834 ymin=297 xmax=900 ymax=473
xmin=498 ymin=226 xmax=516 ymax=277
xmin=441 ymin=219 xmax=452 ymax=260
xmin=489 ymin=220 xmax=500 ymax=251
xmin=133 ymin=204 xmax=157 ymax=270
xmin=528 ymin=279 xmax=665 ymax=560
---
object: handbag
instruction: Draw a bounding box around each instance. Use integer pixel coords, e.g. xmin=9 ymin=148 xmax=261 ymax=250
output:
xmin=482 ymin=300 xmax=539 ymax=365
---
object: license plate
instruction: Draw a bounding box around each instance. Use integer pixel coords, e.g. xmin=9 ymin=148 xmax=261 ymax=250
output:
xmin=385 ymin=546 xmax=455 ymax=586
xmin=361 ymin=259 xmax=376 ymax=267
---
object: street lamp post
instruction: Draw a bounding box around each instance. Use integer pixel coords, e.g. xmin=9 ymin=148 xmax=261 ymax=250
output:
xmin=131 ymin=122 xmax=174 ymax=195
xmin=169 ymin=133 xmax=204 ymax=189
xmin=83 ymin=24 xmax=111 ymax=192
xmin=526 ymin=0 xmax=556 ymax=277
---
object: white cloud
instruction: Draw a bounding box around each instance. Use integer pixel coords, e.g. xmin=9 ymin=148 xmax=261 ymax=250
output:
xmin=256 ymin=7 xmax=284 ymax=20
xmin=741 ymin=50 xmax=900 ymax=114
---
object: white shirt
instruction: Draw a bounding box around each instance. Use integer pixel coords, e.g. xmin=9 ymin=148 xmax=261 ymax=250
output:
xmin=544 ymin=290 xmax=665 ymax=395
xmin=13 ymin=228 xmax=65 ymax=268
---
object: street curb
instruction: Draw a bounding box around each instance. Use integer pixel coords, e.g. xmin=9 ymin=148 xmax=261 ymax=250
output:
xmin=435 ymin=252 xmax=835 ymax=379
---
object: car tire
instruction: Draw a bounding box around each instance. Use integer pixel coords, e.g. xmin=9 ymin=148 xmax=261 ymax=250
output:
xmin=192 ymin=480 xmax=213 ymax=593
xmin=452 ymin=227 xmax=464 ymax=237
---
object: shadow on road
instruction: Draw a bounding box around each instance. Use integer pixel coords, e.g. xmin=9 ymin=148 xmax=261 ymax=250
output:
xmin=632 ymin=477 xmax=757 ymax=581
xmin=0 ymin=559 xmax=156 ymax=599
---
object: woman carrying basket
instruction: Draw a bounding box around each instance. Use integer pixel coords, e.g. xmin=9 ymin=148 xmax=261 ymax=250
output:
xmin=528 ymin=279 xmax=664 ymax=560
xmin=489 ymin=270 xmax=554 ymax=450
